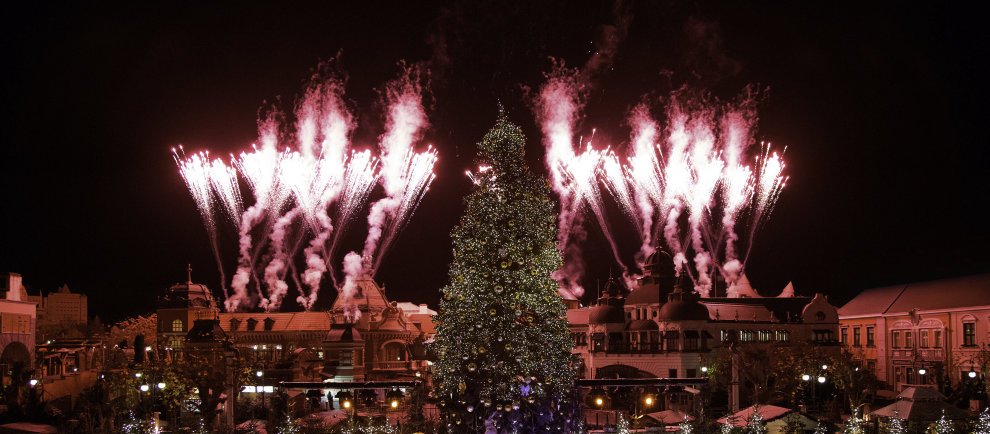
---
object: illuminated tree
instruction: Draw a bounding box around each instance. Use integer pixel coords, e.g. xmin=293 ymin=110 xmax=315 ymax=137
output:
xmin=974 ymin=407 xmax=990 ymax=434
xmin=813 ymin=422 xmax=828 ymax=434
xmin=747 ymin=406 xmax=767 ymax=434
xmin=842 ymin=408 xmax=865 ymax=434
xmin=678 ymin=416 xmax=694 ymax=434
xmin=617 ymin=413 xmax=631 ymax=434
xmin=886 ymin=410 xmax=906 ymax=434
xmin=432 ymin=112 xmax=576 ymax=433
xmin=934 ymin=409 xmax=954 ymax=434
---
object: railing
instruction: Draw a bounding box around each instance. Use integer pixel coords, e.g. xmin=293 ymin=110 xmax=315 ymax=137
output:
xmin=601 ymin=343 xmax=664 ymax=354
xmin=374 ymin=360 xmax=412 ymax=370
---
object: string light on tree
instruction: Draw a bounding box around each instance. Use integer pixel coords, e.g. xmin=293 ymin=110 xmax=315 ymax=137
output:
xmin=432 ymin=110 xmax=578 ymax=433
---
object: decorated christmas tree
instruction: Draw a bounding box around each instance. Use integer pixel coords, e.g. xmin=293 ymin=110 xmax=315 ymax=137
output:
xmin=934 ymin=409 xmax=954 ymax=434
xmin=843 ymin=408 xmax=865 ymax=434
xmin=975 ymin=407 xmax=990 ymax=434
xmin=813 ymin=422 xmax=828 ymax=434
xmin=678 ymin=416 xmax=694 ymax=434
xmin=747 ymin=406 xmax=767 ymax=434
xmin=617 ymin=413 xmax=631 ymax=434
xmin=886 ymin=409 xmax=906 ymax=434
xmin=432 ymin=112 xmax=577 ymax=432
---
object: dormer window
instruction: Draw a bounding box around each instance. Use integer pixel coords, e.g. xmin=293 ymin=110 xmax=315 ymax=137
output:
xmin=171 ymin=319 xmax=184 ymax=332
xmin=246 ymin=318 xmax=258 ymax=331
xmin=264 ymin=317 xmax=276 ymax=331
xmin=230 ymin=318 xmax=242 ymax=331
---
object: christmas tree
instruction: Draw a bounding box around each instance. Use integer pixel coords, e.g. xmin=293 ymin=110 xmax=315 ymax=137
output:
xmin=974 ymin=407 xmax=990 ymax=434
xmin=747 ymin=406 xmax=767 ymax=434
xmin=813 ymin=422 xmax=828 ymax=434
xmin=616 ymin=413 xmax=631 ymax=434
xmin=886 ymin=409 xmax=906 ymax=434
xmin=843 ymin=408 xmax=865 ymax=434
xmin=432 ymin=111 xmax=577 ymax=433
xmin=678 ymin=416 xmax=694 ymax=434
xmin=934 ymin=409 xmax=954 ymax=434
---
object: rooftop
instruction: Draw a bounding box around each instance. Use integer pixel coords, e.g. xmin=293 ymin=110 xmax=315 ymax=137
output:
xmin=839 ymin=273 xmax=990 ymax=317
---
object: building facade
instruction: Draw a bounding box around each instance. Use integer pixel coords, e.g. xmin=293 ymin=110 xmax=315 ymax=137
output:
xmin=566 ymin=260 xmax=840 ymax=412
xmin=28 ymin=284 xmax=88 ymax=328
xmin=838 ymin=274 xmax=990 ymax=391
xmin=0 ymin=272 xmax=38 ymax=386
xmin=156 ymin=269 xmax=435 ymax=410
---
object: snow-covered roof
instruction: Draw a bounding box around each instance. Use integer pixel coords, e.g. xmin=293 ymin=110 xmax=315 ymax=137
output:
xmin=839 ymin=274 xmax=990 ymax=317
xmin=717 ymin=405 xmax=794 ymax=426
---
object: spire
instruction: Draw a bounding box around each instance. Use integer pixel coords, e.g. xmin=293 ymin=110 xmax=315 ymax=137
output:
xmin=187 ymin=263 xmax=193 ymax=283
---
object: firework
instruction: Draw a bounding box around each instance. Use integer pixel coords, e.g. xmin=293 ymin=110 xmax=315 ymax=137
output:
xmin=174 ymin=68 xmax=435 ymax=313
xmin=535 ymin=72 xmax=787 ymax=297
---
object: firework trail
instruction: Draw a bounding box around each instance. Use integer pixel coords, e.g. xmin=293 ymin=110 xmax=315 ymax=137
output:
xmin=174 ymin=66 xmax=434 ymax=312
xmin=174 ymin=148 xmax=231 ymax=298
xmin=536 ymin=77 xmax=786 ymax=298
xmin=340 ymin=65 xmax=437 ymax=319
xmin=536 ymin=66 xmax=632 ymax=298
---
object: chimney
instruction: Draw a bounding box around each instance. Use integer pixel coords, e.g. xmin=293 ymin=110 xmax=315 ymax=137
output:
xmin=5 ymin=273 xmax=23 ymax=301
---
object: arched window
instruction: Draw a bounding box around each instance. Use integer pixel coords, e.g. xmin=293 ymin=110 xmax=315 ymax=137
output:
xmin=171 ymin=319 xmax=184 ymax=332
xmin=383 ymin=342 xmax=407 ymax=361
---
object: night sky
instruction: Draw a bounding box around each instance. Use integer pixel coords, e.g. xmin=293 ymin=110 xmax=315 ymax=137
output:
xmin=2 ymin=2 xmax=987 ymax=322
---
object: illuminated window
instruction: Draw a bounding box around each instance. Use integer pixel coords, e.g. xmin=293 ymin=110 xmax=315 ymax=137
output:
xmin=933 ymin=330 xmax=942 ymax=348
xmin=963 ymin=322 xmax=976 ymax=346
xmin=866 ymin=326 xmax=875 ymax=347
xmin=171 ymin=319 xmax=183 ymax=332
xmin=892 ymin=331 xmax=901 ymax=348
xmin=920 ymin=330 xmax=930 ymax=348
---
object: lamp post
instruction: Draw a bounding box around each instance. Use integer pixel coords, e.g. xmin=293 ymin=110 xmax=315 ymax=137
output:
xmin=256 ymin=370 xmax=265 ymax=418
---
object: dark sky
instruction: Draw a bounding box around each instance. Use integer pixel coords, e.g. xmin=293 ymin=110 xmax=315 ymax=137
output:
xmin=2 ymin=2 xmax=987 ymax=322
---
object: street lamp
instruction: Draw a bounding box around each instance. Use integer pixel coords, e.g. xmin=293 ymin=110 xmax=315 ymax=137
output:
xmin=140 ymin=384 xmax=150 ymax=392
xmin=801 ymin=374 xmax=811 ymax=382
xmin=817 ymin=376 xmax=826 ymax=384
xmin=256 ymin=370 xmax=266 ymax=417
xmin=821 ymin=364 xmax=828 ymax=370
xmin=157 ymin=382 xmax=166 ymax=390
xmin=969 ymin=370 xmax=978 ymax=379
xmin=29 ymin=379 xmax=38 ymax=387
xmin=700 ymin=366 xmax=709 ymax=374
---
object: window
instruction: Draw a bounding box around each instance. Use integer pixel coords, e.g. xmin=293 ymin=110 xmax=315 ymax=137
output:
xmin=776 ymin=330 xmax=791 ymax=342
xmin=866 ymin=326 xmax=875 ymax=347
xmin=246 ymin=318 xmax=258 ymax=331
xmin=740 ymin=330 xmax=754 ymax=342
xmin=720 ymin=330 xmax=734 ymax=342
xmin=892 ymin=331 xmax=901 ymax=348
xmin=758 ymin=330 xmax=772 ymax=342
xmin=815 ymin=311 xmax=826 ymax=321
xmin=668 ymin=369 xmax=678 ymax=378
xmin=963 ymin=323 xmax=976 ymax=346
xmin=665 ymin=332 xmax=679 ymax=352
xmin=687 ymin=368 xmax=697 ymax=378
xmin=840 ymin=328 xmax=848 ymax=344
xmin=383 ymin=342 xmax=407 ymax=361
xmin=171 ymin=319 xmax=183 ymax=332
xmin=920 ymin=330 xmax=930 ymax=348
xmin=934 ymin=330 xmax=942 ymax=348
xmin=853 ymin=327 xmax=861 ymax=347
xmin=684 ymin=331 xmax=700 ymax=351
xmin=905 ymin=331 xmax=913 ymax=348
xmin=895 ymin=367 xmax=904 ymax=383
xmin=867 ymin=360 xmax=876 ymax=372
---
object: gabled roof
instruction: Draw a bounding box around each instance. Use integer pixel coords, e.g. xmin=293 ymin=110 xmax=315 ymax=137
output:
xmin=332 ymin=274 xmax=391 ymax=312
xmin=705 ymin=297 xmax=814 ymax=323
xmin=839 ymin=274 xmax=990 ymax=317
xmin=717 ymin=404 xmax=796 ymax=426
xmin=219 ymin=311 xmax=332 ymax=332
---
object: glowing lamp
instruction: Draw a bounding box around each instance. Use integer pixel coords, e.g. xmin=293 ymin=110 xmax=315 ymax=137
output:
xmin=821 ymin=364 xmax=828 ymax=370
xmin=256 ymin=370 xmax=264 ymax=378
xmin=817 ymin=376 xmax=826 ymax=384
xmin=918 ymin=368 xmax=927 ymax=375
xmin=644 ymin=396 xmax=654 ymax=406
xmin=29 ymin=379 xmax=38 ymax=387
xmin=969 ymin=371 xmax=978 ymax=378
xmin=342 ymin=400 xmax=352 ymax=409
xmin=801 ymin=374 xmax=811 ymax=381
xmin=700 ymin=366 xmax=708 ymax=373
xmin=157 ymin=382 xmax=166 ymax=390
xmin=135 ymin=372 xmax=143 ymax=378
xmin=140 ymin=384 xmax=150 ymax=392
xmin=595 ymin=397 xmax=604 ymax=406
